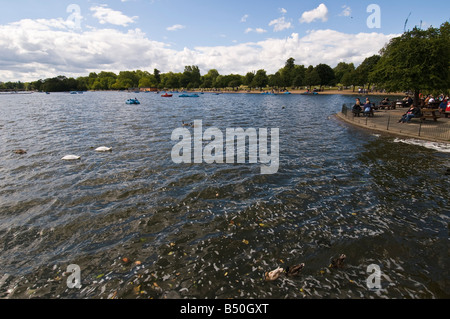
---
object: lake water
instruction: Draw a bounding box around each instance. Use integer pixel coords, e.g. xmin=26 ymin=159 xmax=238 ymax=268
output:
xmin=0 ymin=91 xmax=448 ymax=299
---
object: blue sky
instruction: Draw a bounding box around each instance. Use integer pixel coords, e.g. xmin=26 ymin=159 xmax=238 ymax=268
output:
xmin=0 ymin=0 xmax=448 ymax=81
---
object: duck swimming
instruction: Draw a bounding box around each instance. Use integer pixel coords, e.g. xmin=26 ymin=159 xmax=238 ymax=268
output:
xmin=264 ymin=267 xmax=284 ymax=281
xmin=13 ymin=149 xmax=27 ymax=155
xmin=329 ymin=254 xmax=346 ymax=269
xmin=285 ymin=263 xmax=305 ymax=277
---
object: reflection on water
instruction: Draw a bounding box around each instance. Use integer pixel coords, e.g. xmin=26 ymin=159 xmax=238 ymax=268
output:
xmin=0 ymin=92 xmax=448 ymax=299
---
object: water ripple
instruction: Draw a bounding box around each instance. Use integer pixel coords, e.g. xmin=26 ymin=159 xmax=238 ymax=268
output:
xmin=0 ymin=92 xmax=448 ymax=299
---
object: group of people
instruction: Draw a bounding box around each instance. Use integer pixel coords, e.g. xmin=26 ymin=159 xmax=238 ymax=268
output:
xmin=351 ymin=98 xmax=374 ymax=117
xmin=351 ymin=94 xmax=450 ymax=123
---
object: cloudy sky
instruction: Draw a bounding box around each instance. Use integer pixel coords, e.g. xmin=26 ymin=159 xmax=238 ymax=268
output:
xmin=0 ymin=0 xmax=448 ymax=82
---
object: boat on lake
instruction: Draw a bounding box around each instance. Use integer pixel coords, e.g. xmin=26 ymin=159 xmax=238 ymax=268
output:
xmin=179 ymin=93 xmax=199 ymax=98
xmin=161 ymin=93 xmax=173 ymax=97
xmin=126 ymin=99 xmax=140 ymax=104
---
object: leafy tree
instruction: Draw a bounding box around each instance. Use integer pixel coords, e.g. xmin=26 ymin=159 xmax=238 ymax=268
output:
xmin=251 ymin=69 xmax=268 ymax=88
xmin=304 ymin=66 xmax=320 ymax=90
xmin=201 ymin=69 xmax=219 ymax=88
xmin=268 ymin=72 xmax=283 ymax=89
xmin=341 ymin=70 xmax=358 ymax=91
xmin=153 ymin=69 xmax=161 ymax=84
xmin=115 ymin=71 xmax=139 ymax=89
xmin=315 ymin=63 xmax=335 ymax=89
xmin=280 ymin=57 xmax=296 ymax=87
xmin=161 ymin=72 xmax=180 ymax=89
xmin=226 ymin=74 xmax=243 ymax=89
xmin=139 ymin=76 xmax=157 ymax=88
xmin=370 ymin=22 xmax=450 ymax=105
xmin=333 ymin=62 xmax=355 ymax=85
xmin=31 ymin=79 xmax=44 ymax=91
xmin=292 ymin=65 xmax=306 ymax=87
xmin=355 ymin=55 xmax=380 ymax=92
xmin=244 ymin=72 xmax=255 ymax=88
xmin=181 ymin=65 xmax=201 ymax=88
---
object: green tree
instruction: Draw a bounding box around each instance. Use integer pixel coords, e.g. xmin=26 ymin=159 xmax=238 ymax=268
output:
xmin=115 ymin=71 xmax=139 ymax=89
xmin=355 ymin=55 xmax=380 ymax=92
xmin=161 ymin=72 xmax=180 ymax=89
xmin=341 ymin=70 xmax=358 ymax=91
xmin=268 ymin=72 xmax=283 ymax=89
xmin=315 ymin=63 xmax=335 ymax=90
xmin=251 ymin=69 xmax=268 ymax=88
xmin=181 ymin=65 xmax=201 ymax=88
xmin=153 ymin=69 xmax=161 ymax=84
xmin=333 ymin=62 xmax=355 ymax=85
xmin=201 ymin=69 xmax=219 ymax=88
xmin=292 ymin=65 xmax=306 ymax=87
xmin=139 ymin=76 xmax=157 ymax=88
xmin=244 ymin=71 xmax=255 ymax=88
xmin=280 ymin=57 xmax=296 ymax=87
xmin=304 ymin=66 xmax=320 ymax=90
xmin=371 ymin=22 xmax=450 ymax=105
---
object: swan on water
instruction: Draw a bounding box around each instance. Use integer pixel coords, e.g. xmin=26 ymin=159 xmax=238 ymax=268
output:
xmin=62 ymin=155 xmax=81 ymax=161
xmin=95 ymin=146 xmax=112 ymax=152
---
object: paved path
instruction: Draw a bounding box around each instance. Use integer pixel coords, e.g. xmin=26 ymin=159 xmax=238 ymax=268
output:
xmin=336 ymin=106 xmax=450 ymax=143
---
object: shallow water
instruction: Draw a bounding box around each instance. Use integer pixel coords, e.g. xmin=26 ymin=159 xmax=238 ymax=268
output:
xmin=0 ymin=91 xmax=448 ymax=299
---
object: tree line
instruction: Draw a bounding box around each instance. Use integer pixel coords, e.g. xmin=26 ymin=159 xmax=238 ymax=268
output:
xmin=1 ymin=22 xmax=448 ymax=99
xmin=0 ymin=59 xmax=379 ymax=93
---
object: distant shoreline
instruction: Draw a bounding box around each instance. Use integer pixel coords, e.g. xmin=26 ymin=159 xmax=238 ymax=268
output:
xmin=189 ymin=89 xmax=406 ymax=97
xmin=2 ymin=89 xmax=406 ymax=97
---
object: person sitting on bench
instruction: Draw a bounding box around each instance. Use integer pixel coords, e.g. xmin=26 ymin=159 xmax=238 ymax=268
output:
xmin=438 ymin=98 xmax=448 ymax=116
xmin=398 ymin=105 xmax=422 ymax=123
xmin=352 ymin=98 xmax=362 ymax=117
xmin=363 ymin=98 xmax=374 ymax=117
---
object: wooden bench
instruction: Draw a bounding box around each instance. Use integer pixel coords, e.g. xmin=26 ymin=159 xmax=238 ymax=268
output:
xmin=420 ymin=108 xmax=439 ymax=122
xmin=377 ymin=101 xmax=396 ymax=110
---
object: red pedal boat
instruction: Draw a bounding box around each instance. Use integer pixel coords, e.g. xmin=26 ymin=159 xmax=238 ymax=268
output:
xmin=161 ymin=93 xmax=173 ymax=97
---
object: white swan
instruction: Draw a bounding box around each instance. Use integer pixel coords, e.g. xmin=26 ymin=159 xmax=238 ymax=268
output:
xmin=62 ymin=155 xmax=81 ymax=161
xmin=95 ymin=146 xmax=112 ymax=152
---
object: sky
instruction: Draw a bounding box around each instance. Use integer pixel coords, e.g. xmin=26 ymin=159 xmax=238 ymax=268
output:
xmin=0 ymin=0 xmax=448 ymax=82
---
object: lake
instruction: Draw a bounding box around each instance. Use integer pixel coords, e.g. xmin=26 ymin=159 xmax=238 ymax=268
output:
xmin=0 ymin=91 xmax=448 ymax=299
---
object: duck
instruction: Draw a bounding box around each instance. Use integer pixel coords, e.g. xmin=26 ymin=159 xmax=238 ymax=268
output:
xmin=264 ymin=267 xmax=284 ymax=281
xmin=182 ymin=121 xmax=193 ymax=127
xmin=13 ymin=149 xmax=27 ymax=155
xmin=95 ymin=146 xmax=112 ymax=152
xmin=329 ymin=254 xmax=346 ymax=269
xmin=285 ymin=263 xmax=305 ymax=277
xmin=62 ymin=155 xmax=81 ymax=161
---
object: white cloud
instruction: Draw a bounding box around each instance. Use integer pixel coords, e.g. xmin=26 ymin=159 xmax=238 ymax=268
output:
xmin=167 ymin=24 xmax=186 ymax=31
xmin=269 ymin=17 xmax=293 ymax=32
xmin=240 ymin=14 xmax=249 ymax=23
xmin=90 ymin=5 xmax=138 ymax=27
xmin=0 ymin=18 xmax=399 ymax=82
xmin=245 ymin=27 xmax=267 ymax=34
xmin=300 ymin=3 xmax=329 ymax=23
xmin=279 ymin=8 xmax=287 ymax=14
xmin=340 ymin=5 xmax=352 ymax=17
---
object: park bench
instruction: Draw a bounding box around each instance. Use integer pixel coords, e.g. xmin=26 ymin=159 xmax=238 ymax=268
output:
xmin=420 ymin=108 xmax=439 ymax=122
